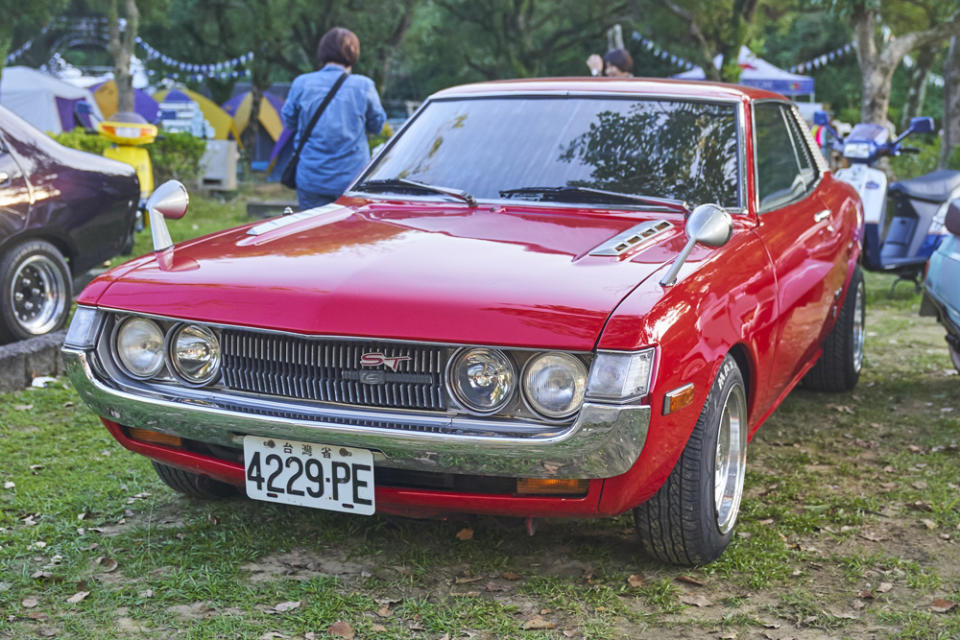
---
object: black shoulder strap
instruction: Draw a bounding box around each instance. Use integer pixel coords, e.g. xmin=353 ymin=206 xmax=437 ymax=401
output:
xmin=292 ymin=72 xmax=348 ymax=160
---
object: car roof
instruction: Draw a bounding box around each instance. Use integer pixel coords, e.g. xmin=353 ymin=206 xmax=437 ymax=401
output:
xmin=431 ymin=77 xmax=786 ymax=102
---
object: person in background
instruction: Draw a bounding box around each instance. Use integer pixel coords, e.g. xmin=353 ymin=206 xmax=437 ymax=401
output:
xmin=585 ymin=48 xmax=634 ymax=77
xmin=282 ymin=27 xmax=387 ymax=210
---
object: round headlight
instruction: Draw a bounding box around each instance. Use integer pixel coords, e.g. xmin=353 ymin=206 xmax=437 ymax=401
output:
xmin=169 ymin=324 xmax=221 ymax=385
xmin=116 ymin=317 xmax=165 ymax=379
xmin=448 ymin=348 xmax=516 ymax=414
xmin=523 ymin=352 xmax=588 ymax=419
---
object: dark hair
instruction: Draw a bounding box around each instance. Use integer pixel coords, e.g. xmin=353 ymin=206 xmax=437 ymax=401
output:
xmin=317 ymin=27 xmax=360 ymax=67
xmin=603 ymin=48 xmax=633 ymax=74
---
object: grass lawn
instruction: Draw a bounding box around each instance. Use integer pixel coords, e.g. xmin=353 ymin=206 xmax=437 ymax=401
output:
xmin=1 ymin=198 xmax=959 ymax=638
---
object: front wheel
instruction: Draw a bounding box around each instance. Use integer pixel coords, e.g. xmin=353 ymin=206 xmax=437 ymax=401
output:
xmin=0 ymin=240 xmax=72 ymax=342
xmin=152 ymin=462 xmax=238 ymax=499
xmin=634 ymin=355 xmax=748 ymax=565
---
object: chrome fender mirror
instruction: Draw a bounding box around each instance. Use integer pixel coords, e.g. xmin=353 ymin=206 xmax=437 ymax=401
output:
xmin=659 ymin=203 xmax=733 ymax=287
xmin=146 ymin=180 xmax=189 ymax=252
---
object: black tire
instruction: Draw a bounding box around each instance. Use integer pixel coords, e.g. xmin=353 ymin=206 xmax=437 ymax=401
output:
xmin=0 ymin=240 xmax=72 ymax=342
xmin=949 ymin=343 xmax=960 ymax=375
xmin=634 ymin=355 xmax=748 ymax=566
xmin=152 ymin=461 xmax=238 ymax=499
xmin=803 ymin=266 xmax=865 ymax=391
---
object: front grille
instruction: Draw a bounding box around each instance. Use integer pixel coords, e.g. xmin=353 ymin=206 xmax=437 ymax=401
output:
xmin=220 ymin=330 xmax=447 ymax=411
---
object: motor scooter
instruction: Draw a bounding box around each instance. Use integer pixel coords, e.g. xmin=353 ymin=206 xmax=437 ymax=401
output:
xmin=96 ymin=111 xmax=158 ymax=203
xmin=920 ymin=198 xmax=960 ymax=372
xmin=814 ymin=111 xmax=960 ymax=289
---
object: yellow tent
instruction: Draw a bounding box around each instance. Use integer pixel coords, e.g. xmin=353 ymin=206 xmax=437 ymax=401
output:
xmin=224 ymin=91 xmax=285 ymax=142
xmin=153 ymin=87 xmax=241 ymax=142
xmin=92 ymin=80 xmax=160 ymax=121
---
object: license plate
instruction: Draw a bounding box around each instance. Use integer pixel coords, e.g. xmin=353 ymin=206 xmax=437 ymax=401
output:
xmin=243 ymin=436 xmax=375 ymax=515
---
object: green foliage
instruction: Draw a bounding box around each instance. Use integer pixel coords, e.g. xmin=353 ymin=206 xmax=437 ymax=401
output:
xmin=367 ymin=121 xmax=394 ymax=153
xmin=50 ymin=129 xmax=205 ymax=184
xmin=148 ymin=131 xmax=206 ymax=183
xmin=49 ymin=129 xmax=112 ymax=155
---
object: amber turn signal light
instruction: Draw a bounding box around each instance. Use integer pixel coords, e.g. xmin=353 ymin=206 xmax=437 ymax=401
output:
xmin=127 ymin=427 xmax=182 ymax=447
xmin=663 ymin=383 xmax=695 ymax=415
xmin=516 ymin=478 xmax=589 ymax=496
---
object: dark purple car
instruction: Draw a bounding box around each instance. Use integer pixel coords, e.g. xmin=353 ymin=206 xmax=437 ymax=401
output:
xmin=0 ymin=105 xmax=139 ymax=342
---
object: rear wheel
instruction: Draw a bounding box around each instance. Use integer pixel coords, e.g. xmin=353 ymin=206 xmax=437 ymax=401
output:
xmin=0 ymin=240 xmax=72 ymax=342
xmin=950 ymin=343 xmax=960 ymax=374
xmin=152 ymin=461 xmax=238 ymax=499
xmin=804 ymin=266 xmax=865 ymax=391
xmin=634 ymin=355 xmax=748 ymax=566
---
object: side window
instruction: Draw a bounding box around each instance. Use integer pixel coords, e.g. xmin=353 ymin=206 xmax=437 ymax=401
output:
xmin=754 ymin=103 xmax=806 ymax=211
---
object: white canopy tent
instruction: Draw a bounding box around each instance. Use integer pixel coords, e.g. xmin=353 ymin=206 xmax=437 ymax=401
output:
xmin=674 ymin=46 xmax=815 ymax=99
xmin=0 ymin=66 xmax=103 ymax=133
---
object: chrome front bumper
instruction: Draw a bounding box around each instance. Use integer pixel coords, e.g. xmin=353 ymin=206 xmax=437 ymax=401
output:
xmin=64 ymin=347 xmax=650 ymax=478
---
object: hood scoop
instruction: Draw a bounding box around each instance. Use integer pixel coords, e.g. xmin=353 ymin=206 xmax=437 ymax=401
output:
xmin=589 ymin=220 xmax=674 ymax=256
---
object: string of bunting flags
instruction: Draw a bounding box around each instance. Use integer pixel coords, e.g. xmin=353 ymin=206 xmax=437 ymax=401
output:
xmin=136 ymin=36 xmax=253 ymax=80
xmin=631 ymin=31 xmax=695 ymax=70
xmin=5 ymin=25 xmax=50 ymax=64
xmin=789 ymin=42 xmax=855 ymax=73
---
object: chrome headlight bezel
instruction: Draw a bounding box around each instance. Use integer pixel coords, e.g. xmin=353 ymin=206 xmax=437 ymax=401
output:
xmin=166 ymin=323 xmax=222 ymax=386
xmin=585 ymin=348 xmax=656 ymax=403
xmin=521 ymin=352 xmax=589 ymax=419
xmin=446 ymin=347 xmax=517 ymax=415
xmin=113 ymin=316 xmax=167 ymax=380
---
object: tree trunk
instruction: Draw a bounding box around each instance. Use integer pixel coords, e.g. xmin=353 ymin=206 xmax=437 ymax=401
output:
xmin=374 ymin=0 xmax=419 ymax=96
xmin=108 ymin=0 xmax=139 ymax=114
xmin=242 ymin=60 xmax=267 ymax=170
xmin=900 ymin=46 xmax=936 ymax=132
xmin=942 ymin=36 xmax=960 ymax=169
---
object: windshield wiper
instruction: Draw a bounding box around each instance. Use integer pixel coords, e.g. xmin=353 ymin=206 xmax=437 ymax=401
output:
xmin=499 ymin=186 xmax=689 ymax=213
xmin=356 ymin=178 xmax=477 ymax=206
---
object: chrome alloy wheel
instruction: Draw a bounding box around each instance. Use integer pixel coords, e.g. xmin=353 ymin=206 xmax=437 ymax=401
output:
xmin=10 ymin=255 xmax=68 ymax=335
xmin=852 ymin=278 xmax=865 ymax=373
xmin=714 ymin=382 xmax=747 ymax=534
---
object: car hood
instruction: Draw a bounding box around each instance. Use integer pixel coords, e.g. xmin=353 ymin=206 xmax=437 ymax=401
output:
xmin=89 ymin=201 xmax=688 ymax=350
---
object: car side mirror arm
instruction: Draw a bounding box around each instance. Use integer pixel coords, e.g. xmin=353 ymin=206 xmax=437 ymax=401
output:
xmin=660 ymin=203 xmax=733 ymax=287
xmin=145 ymin=180 xmax=189 ymax=252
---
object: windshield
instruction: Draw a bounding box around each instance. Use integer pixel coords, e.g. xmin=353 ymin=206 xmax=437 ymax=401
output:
xmin=357 ymin=96 xmax=742 ymax=209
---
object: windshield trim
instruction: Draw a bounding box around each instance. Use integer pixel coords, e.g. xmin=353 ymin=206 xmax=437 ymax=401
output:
xmin=349 ymin=93 xmax=746 ymax=212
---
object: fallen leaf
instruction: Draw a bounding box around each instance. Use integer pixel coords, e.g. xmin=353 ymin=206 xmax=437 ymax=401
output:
xmin=273 ymin=601 xmax=300 ymax=613
xmin=858 ymin=590 xmax=875 ymax=600
xmin=452 ymin=591 xmax=480 ymax=597
xmin=66 ymin=591 xmax=89 ymax=604
xmin=627 ymin=574 xmax=644 ymax=588
xmin=328 ymin=621 xmax=355 ymax=639
xmin=485 ymin=581 xmax=510 ymax=592
xmin=455 ymin=575 xmax=483 ymax=584
xmin=21 ymin=597 xmax=39 ymax=608
xmin=376 ymin=605 xmax=392 ymax=617
xmin=827 ymin=403 xmax=855 ymax=414
xmin=909 ymin=501 xmax=934 ymax=512
xmin=27 ymin=611 xmax=48 ymax=621
xmin=455 ymin=528 xmax=474 ymax=541
xmin=680 ymin=594 xmax=712 ymax=607
xmin=907 ymin=445 xmax=924 ymax=453
xmin=31 ymin=571 xmax=53 ymax=580
xmin=718 ymin=632 xmax=737 ymax=640
xmin=259 ymin=633 xmax=287 ymax=640
xmin=33 ymin=541 xmax=46 ymax=549
xmin=877 ymin=582 xmax=894 ymax=593
xmin=921 ymin=519 xmax=938 ymax=530
xmin=757 ymin=518 xmax=775 ymax=526
xmin=930 ymin=599 xmax=958 ymax=613
xmin=36 ymin=627 xmax=57 ymax=638
xmin=562 ymin=630 xmax=577 ymax=638
xmin=371 ymin=624 xmax=386 ymax=632
xmin=522 ymin=615 xmax=556 ymax=630
xmin=859 ymin=530 xmax=887 ymax=542
xmin=94 ymin=556 xmax=118 ymax=573
xmin=139 ymin=589 xmax=154 ymax=598
xmin=501 ymin=571 xmax=520 ymax=580
xmin=913 ymin=480 xmax=928 ymax=490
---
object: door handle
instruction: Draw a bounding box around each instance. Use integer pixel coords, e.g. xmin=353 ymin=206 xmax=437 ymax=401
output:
xmin=813 ymin=210 xmax=831 ymax=223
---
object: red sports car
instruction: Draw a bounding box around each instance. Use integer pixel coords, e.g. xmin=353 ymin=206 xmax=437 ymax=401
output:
xmin=64 ymin=78 xmax=864 ymax=565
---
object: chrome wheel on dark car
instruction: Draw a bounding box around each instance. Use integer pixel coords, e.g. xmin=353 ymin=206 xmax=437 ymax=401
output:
xmin=0 ymin=240 xmax=72 ymax=342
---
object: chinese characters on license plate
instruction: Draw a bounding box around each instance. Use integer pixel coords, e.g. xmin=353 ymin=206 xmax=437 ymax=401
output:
xmin=243 ymin=436 xmax=375 ymax=515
